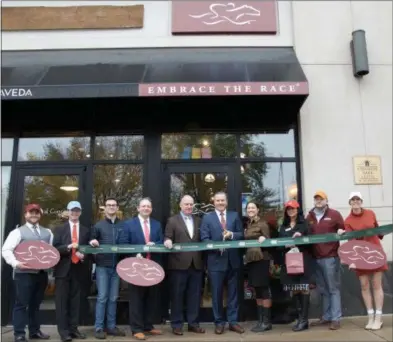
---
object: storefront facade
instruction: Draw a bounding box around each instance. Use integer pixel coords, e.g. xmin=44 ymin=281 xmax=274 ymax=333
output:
xmin=1 ymin=0 xmax=392 ymax=325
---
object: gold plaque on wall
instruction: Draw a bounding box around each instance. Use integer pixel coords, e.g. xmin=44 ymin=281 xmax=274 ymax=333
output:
xmin=353 ymin=156 xmax=382 ymax=185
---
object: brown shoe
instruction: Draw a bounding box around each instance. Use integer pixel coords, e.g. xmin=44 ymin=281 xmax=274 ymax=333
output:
xmin=132 ymin=333 xmax=146 ymax=341
xmin=188 ymin=326 xmax=205 ymax=333
xmin=229 ymin=324 xmax=245 ymax=334
xmin=145 ymin=329 xmax=163 ymax=336
xmin=215 ymin=325 xmax=224 ymax=334
xmin=172 ymin=328 xmax=183 ymax=336
xmin=329 ymin=321 xmax=340 ymax=330
xmin=311 ymin=319 xmax=331 ymax=326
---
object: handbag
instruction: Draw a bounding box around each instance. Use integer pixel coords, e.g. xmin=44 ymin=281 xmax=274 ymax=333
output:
xmin=285 ymin=248 xmax=304 ymax=275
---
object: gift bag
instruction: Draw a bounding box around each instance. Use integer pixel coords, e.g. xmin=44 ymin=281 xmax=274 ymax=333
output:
xmin=285 ymin=248 xmax=304 ymax=275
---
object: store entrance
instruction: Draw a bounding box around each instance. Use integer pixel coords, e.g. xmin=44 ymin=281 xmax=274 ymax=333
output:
xmin=3 ymin=166 xmax=88 ymax=325
xmin=162 ymin=162 xmax=244 ymax=322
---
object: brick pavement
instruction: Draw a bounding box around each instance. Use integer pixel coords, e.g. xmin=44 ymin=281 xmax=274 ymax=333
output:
xmin=2 ymin=315 xmax=392 ymax=342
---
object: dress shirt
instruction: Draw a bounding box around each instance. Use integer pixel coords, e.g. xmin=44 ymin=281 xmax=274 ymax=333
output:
xmin=180 ymin=212 xmax=194 ymax=239
xmin=69 ymin=221 xmax=80 ymax=241
xmin=138 ymin=215 xmax=150 ymax=235
xmin=215 ymin=209 xmax=227 ymax=224
xmin=1 ymin=222 xmax=54 ymax=268
xmin=215 ymin=209 xmax=233 ymax=240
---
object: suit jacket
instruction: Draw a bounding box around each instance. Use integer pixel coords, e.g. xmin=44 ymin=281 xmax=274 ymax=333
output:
xmin=125 ymin=217 xmax=164 ymax=265
xmin=165 ymin=214 xmax=203 ymax=270
xmin=53 ymin=222 xmax=91 ymax=278
xmin=200 ymin=211 xmax=244 ymax=272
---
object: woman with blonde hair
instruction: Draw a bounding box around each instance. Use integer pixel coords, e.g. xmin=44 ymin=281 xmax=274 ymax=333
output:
xmin=343 ymin=192 xmax=387 ymax=330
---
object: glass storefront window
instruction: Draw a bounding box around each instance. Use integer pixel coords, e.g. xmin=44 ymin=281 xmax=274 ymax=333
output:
xmin=94 ymin=136 xmax=143 ymax=160
xmin=241 ymin=162 xmax=297 ymax=222
xmin=161 ymin=134 xmax=236 ymax=159
xmin=92 ymin=165 xmax=143 ymax=222
xmin=240 ymin=130 xmax=295 ymax=158
xmin=1 ymin=166 xmax=12 ymax=241
xmin=2 ymin=138 xmax=14 ymax=161
xmin=18 ymin=137 xmax=90 ymax=161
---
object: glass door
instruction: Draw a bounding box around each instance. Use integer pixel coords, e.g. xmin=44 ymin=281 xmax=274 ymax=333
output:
xmin=162 ymin=163 xmax=240 ymax=322
xmin=6 ymin=166 xmax=87 ymax=323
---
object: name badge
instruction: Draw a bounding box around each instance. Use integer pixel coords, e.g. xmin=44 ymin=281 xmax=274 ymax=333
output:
xmin=285 ymin=228 xmax=292 ymax=231
xmin=324 ymin=217 xmax=332 ymax=221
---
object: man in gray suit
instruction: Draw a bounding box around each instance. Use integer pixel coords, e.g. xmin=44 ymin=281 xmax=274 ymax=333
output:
xmin=164 ymin=195 xmax=205 ymax=336
xmin=2 ymin=203 xmax=53 ymax=342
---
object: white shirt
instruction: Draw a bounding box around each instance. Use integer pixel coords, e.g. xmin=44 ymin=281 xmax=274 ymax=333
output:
xmin=138 ymin=215 xmax=150 ymax=235
xmin=181 ymin=212 xmax=194 ymax=239
xmin=69 ymin=221 xmax=80 ymax=241
xmin=215 ymin=209 xmax=227 ymax=224
xmin=1 ymin=223 xmax=54 ymax=268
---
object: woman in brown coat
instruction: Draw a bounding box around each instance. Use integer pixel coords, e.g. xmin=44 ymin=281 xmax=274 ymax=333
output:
xmin=244 ymin=201 xmax=272 ymax=332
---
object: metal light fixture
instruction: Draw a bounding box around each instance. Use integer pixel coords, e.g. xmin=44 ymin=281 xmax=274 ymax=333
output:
xmin=350 ymin=30 xmax=369 ymax=77
xmin=204 ymin=173 xmax=215 ymax=183
xmin=60 ymin=177 xmax=79 ymax=192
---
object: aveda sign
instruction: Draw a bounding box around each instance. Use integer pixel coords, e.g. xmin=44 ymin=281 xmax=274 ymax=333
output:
xmin=1 ymin=88 xmax=33 ymax=98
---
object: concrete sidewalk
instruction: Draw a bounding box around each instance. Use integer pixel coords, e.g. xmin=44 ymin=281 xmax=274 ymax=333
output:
xmin=2 ymin=316 xmax=392 ymax=341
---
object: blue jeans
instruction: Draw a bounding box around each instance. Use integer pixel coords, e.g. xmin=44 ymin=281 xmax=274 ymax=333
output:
xmin=95 ymin=266 xmax=120 ymax=331
xmin=315 ymin=257 xmax=342 ymax=322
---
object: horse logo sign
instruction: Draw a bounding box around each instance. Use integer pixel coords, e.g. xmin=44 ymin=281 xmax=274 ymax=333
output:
xmin=172 ymin=1 xmax=277 ymax=34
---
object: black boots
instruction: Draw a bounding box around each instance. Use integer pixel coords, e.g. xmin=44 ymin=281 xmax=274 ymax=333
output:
xmin=251 ymin=306 xmax=273 ymax=333
xmin=292 ymin=293 xmax=310 ymax=332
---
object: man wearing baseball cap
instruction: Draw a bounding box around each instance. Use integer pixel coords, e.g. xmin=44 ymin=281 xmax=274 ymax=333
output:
xmin=2 ymin=204 xmax=53 ymax=342
xmin=53 ymin=201 xmax=90 ymax=341
xmin=306 ymin=191 xmax=345 ymax=330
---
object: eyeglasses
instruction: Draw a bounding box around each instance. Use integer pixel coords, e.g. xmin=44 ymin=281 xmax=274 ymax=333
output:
xmin=106 ymin=204 xmax=118 ymax=207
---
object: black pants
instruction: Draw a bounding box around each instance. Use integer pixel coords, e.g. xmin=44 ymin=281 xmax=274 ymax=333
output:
xmin=169 ymin=268 xmax=203 ymax=328
xmin=128 ymin=284 xmax=159 ymax=333
xmin=55 ymin=266 xmax=83 ymax=338
xmin=13 ymin=272 xmax=48 ymax=337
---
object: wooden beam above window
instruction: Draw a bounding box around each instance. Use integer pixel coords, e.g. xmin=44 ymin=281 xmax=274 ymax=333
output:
xmin=2 ymin=5 xmax=144 ymax=31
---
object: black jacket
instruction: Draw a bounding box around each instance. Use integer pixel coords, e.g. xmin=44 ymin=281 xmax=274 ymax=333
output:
xmin=53 ymin=222 xmax=91 ymax=278
xmin=90 ymin=217 xmax=128 ymax=268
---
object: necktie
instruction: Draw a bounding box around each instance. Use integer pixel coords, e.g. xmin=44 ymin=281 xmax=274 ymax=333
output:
xmin=185 ymin=216 xmax=193 ymax=238
xmin=71 ymin=224 xmax=79 ymax=264
xmin=143 ymin=220 xmax=151 ymax=260
xmin=32 ymin=225 xmax=40 ymax=238
xmin=220 ymin=212 xmax=226 ymax=230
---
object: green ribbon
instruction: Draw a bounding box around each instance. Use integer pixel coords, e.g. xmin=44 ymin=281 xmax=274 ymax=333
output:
xmin=79 ymin=224 xmax=392 ymax=254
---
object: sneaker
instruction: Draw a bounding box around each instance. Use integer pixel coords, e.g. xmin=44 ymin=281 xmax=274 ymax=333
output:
xmin=94 ymin=330 xmax=106 ymax=340
xmin=107 ymin=327 xmax=125 ymax=337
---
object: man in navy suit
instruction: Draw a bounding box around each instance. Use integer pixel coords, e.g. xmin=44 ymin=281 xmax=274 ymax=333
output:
xmin=200 ymin=192 xmax=245 ymax=335
xmin=124 ymin=198 xmax=164 ymax=341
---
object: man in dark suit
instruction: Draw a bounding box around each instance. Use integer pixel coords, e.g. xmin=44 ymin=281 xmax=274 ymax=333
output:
xmin=164 ymin=195 xmax=205 ymax=335
xmin=53 ymin=201 xmax=90 ymax=342
xmin=200 ymin=192 xmax=244 ymax=335
xmin=124 ymin=198 xmax=164 ymax=341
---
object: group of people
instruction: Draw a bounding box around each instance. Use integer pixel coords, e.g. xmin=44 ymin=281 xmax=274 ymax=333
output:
xmin=1 ymin=190 xmax=387 ymax=342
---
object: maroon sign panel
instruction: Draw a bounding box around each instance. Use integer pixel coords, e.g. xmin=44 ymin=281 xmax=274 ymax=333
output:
xmin=117 ymin=257 xmax=165 ymax=287
xmin=339 ymin=240 xmax=387 ymax=270
xmin=139 ymin=82 xmax=309 ymax=97
xmin=172 ymin=1 xmax=277 ymax=34
xmin=14 ymin=241 xmax=60 ymax=270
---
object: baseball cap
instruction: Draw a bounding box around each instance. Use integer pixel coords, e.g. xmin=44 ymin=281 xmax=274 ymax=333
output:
xmin=284 ymin=200 xmax=300 ymax=209
xmin=25 ymin=203 xmax=41 ymax=213
xmin=314 ymin=190 xmax=328 ymax=200
xmin=348 ymin=192 xmax=363 ymax=201
xmin=67 ymin=201 xmax=82 ymax=210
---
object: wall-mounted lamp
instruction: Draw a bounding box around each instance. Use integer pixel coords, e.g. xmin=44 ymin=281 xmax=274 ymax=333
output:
xmin=350 ymin=30 xmax=369 ymax=77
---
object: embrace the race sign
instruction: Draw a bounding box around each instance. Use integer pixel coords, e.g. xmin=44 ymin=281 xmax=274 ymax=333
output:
xmin=116 ymin=257 xmax=165 ymax=286
xmin=14 ymin=241 xmax=60 ymax=270
xmin=339 ymin=240 xmax=387 ymax=270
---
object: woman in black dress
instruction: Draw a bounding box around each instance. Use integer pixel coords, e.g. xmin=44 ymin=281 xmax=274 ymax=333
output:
xmin=278 ymin=200 xmax=312 ymax=332
xmin=244 ymin=201 xmax=272 ymax=332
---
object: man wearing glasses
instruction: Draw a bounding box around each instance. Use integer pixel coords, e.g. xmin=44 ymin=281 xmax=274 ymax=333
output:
xmin=89 ymin=198 xmax=128 ymax=339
